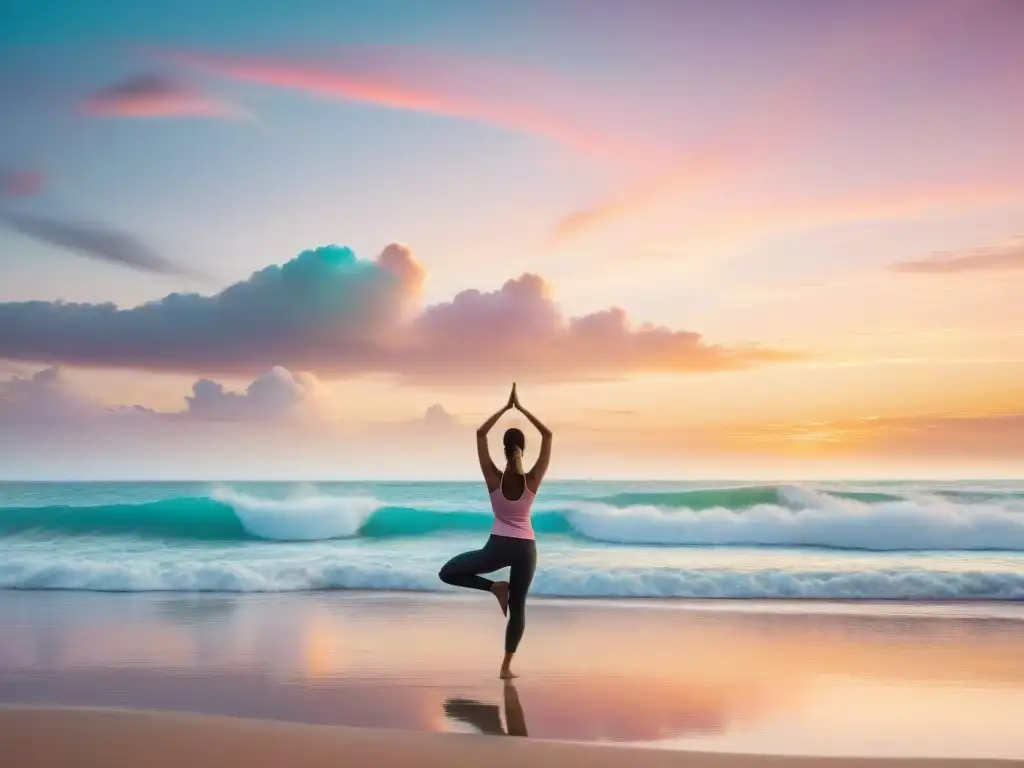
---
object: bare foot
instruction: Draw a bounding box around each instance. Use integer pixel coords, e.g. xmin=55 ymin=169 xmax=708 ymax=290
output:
xmin=491 ymin=581 xmax=509 ymax=617
xmin=499 ymin=668 xmax=519 ymax=680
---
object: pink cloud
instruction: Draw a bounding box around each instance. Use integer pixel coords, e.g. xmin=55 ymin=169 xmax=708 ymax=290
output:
xmin=0 ymin=367 xmax=106 ymax=424
xmin=891 ymin=235 xmax=1024 ymax=274
xmin=184 ymin=367 xmax=317 ymax=422
xmin=80 ymin=74 xmax=243 ymax=119
xmin=0 ymin=366 xmax=468 ymax=438
xmin=159 ymin=49 xmax=618 ymax=155
xmin=0 ymin=243 xmax=801 ymax=384
xmin=551 ymin=156 xmax=732 ymax=243
xmin=0 ymin=365 xmax=319 ymax=425
xmin=410 ymin=273 xmax=795 ymax=382
xmin=0 ymin=170 xmax=44 ymax=197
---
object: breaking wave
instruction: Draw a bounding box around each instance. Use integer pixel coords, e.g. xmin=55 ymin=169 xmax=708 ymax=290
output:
xmin=1 ymin=485 xmax=1023 ymax=551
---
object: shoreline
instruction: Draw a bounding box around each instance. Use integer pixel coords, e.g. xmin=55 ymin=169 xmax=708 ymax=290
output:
xmin=2 ymin=587 xmax=1023 ymax=610
xmin=2 ymin=707 xmax=1019 ymax=768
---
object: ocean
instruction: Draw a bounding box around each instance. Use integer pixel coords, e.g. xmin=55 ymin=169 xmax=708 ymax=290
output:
xmin=2 ymin=479 xmax=1023 ymax=600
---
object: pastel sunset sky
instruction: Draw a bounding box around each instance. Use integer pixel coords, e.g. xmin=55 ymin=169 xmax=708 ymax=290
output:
xmin=1 ymin=0 xmax=1021 ymax=479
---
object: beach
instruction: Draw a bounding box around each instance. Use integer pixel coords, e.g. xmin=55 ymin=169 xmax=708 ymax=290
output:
xmin=3 ymin=480 xmax=1024 ymax=764
xmin=3 ymin=591 xmax=1024 ymax=762
xmin=3 ymin=706 xmax=1021 ymax=768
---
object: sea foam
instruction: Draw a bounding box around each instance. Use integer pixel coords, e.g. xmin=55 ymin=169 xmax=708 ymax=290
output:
xmin=566 ymin=486 xmax=1024 ymax=550
xmin=2 ymin=554 xmax=1022 ymax=600
xmin=211 ymin=488 xmax=379 ymax=541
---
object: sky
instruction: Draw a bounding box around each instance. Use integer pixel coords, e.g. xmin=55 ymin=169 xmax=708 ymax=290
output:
xmin=0 ymin=0 xmax=1022 ymax=480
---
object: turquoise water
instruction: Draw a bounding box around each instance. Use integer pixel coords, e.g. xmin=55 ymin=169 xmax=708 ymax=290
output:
xmin=1 ymin=480 xmax=1023 ymax=598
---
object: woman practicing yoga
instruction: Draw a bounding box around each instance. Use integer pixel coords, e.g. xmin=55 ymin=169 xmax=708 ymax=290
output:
xmin=438 ymin=383 xmax=552 ymax=679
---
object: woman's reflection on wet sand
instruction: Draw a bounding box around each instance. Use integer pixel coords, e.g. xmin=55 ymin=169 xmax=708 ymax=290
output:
xmin=445 ymin=681 xmax=528 ymax=738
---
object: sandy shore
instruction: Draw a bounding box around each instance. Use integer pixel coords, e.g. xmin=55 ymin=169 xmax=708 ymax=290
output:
xmin=2 ymin=707 xmax=1020 ymax=768
xmin=4 ymin=592 xmax=1024 ymax=757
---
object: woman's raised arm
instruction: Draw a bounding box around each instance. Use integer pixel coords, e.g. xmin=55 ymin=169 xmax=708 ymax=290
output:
xmin=513 ymin=390 xmax=552 ymax=490
xmin=476 ymin=385 xmax=515 ymax=491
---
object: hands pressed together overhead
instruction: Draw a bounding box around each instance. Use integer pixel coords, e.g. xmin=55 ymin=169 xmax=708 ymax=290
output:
xmin=478 ymin=382 xmax=551 ymax=440
xmin=476 ymin=381 xmax=552 ymax=490
xmin=505 ymin=382 xmax=521 ymax=412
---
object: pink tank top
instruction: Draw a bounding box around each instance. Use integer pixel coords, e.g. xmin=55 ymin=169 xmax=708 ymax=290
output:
xmin=490 ymin=474 xmax=536 ymax=540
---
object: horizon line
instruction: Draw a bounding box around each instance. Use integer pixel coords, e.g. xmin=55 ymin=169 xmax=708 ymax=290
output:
xmin=0 ymin=476 xmax=1020 ymax=483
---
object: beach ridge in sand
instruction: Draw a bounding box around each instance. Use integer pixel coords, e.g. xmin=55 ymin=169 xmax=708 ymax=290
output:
xmin=1 ymin=706 xmax=1019 ymax=768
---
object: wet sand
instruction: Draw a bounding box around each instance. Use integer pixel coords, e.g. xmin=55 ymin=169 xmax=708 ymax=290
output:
xmin=2 ymin=591 xmax=1024 ymax=759
xmin=2 ymin=706 xmax=1020 ymax=768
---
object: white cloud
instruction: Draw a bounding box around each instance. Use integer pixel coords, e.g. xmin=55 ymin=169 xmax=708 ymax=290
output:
xmin=0 ymin=365 xmax=325 ymax=425
xmin=0 ymin=367 xmax=108 ymax=424
xmin=183 ymin=366 xmax=317 ymax=422
xmin=0 ymin=366 xmax=463 ymax=435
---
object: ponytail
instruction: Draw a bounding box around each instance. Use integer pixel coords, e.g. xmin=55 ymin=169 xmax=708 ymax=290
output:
xmin=512 ymin=447 xmax=525 ymax=476
xmin=502 ymin=427 xmax=526 ymax=474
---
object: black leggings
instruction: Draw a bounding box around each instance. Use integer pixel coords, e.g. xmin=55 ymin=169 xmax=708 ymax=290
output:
xmin=438 ymin=534 xmax=537 ymax=653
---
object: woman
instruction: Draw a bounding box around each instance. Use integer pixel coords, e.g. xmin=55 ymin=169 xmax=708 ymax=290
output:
xmin=438 ymin=383 xmax=552 ymax=679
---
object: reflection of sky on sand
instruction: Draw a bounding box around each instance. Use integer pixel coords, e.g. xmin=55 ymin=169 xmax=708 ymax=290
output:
xmin=1 ymin=592 xmax=1023 ymax=757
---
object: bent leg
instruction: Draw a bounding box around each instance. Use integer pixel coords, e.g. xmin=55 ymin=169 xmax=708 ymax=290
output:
xmin=439 ymin=544 xmax=505 ymax=592
xmin=504 ymin=542 xmax=537 ymax=653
